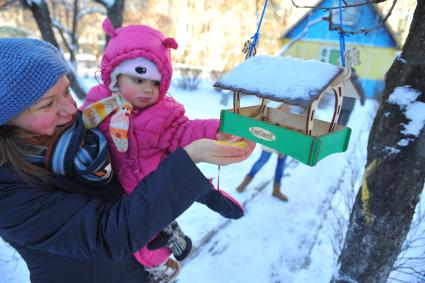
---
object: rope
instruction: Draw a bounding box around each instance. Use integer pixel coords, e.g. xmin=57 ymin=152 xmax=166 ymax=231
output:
xmin=217 ymin=165 xmax=221 ymax=191
xmin=248 ymin=0 xmax=269 ymax=57
xmin=338 ymin=0 xmax=346 ymax=66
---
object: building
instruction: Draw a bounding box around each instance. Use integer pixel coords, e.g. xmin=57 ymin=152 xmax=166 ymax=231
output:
xmin=280 ymin=0 xmax=400 ymax=98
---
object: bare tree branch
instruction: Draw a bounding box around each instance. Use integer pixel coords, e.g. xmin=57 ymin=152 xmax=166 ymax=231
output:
xmin=0 ymin=0 xmax=19 ymax=10
xmin=93 ymin=0 xmax=125 ymax=45
xmin=276 ymin=14 xmax=323 ymax=56
xmin=51 ymin=18 xmax=73 ymax=39
xmin=324 ymin=0 xmax=398 ymax=35
xmin=93 ymin=0 xmax=125 ymax=28
xmin=51 ymin=19 xmax=74 ymax=60
xmin=70 ymin=0 xmax=79 ymax=66
xmin=93 ymin=0 xmax=112 ymax=8
xmin=291 ymin=0 xmax=386 ymax=10
xmin=76 ymin=7 xmax=106 ymax=21
xmin=291 ymin=0 xmax=397 ymax=36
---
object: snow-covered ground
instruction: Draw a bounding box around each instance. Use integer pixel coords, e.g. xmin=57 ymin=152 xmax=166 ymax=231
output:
xmin=1 ymin=79 xmax=423 ymax=283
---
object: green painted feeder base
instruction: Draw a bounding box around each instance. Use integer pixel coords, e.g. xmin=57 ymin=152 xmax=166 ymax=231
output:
xmin=219 ymin=106 xmax=352 ymax=166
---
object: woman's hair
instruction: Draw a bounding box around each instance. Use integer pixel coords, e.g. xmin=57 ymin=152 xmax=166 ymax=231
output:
xmin=0 ymin=125 xmax=49 ymax=183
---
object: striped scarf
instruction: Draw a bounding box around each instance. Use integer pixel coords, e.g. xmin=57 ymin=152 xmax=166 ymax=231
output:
xmin=23 ymin=113 xmax=113 ymax=185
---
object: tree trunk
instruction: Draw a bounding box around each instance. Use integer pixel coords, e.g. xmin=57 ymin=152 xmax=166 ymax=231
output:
xmin=106 ymin=0 xmax=125 ymax=29
xmin=23 ymin=0 xmax=86 ymax=99
xmin=70 ymin=0 xmax=79 ymax=67
xmin=333 ymin=1 xmax=425 ymax=282
xmin=25 ymin=0 xmax=60 ymax=47
xmin=94 ymin=0 xmax=125 ymax=44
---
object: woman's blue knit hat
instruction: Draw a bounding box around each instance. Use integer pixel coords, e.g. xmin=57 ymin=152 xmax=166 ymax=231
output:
xmin=0 ymin=38 xmax=69 ymax=125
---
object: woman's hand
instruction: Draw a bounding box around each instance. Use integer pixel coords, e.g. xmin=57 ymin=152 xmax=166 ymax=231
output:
xmin=216 ymin=132 xmax=241 ymax=142
xmin=184 ymin=138 xmax=255 ymax=165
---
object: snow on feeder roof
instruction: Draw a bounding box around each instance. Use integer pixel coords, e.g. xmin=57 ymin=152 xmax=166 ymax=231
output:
xmin=214 ymin=50 xmax=363 ymax=166
xmin=214 ymin=55 xmax=344 ymax=108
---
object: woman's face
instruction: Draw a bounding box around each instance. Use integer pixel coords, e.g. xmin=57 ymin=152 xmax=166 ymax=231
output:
xmin=10 ymin=76 xmax=77 ymax=136
xmin=117 ymin=74 xmax=160 ymax=109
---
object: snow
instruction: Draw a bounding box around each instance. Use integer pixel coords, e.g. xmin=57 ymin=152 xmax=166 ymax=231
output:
xmin=388 ymin=86 xmax=425 ymax=146
xmin=396 ymin=53 xmax=407 ymax=64
xmin=101 ymin=0 xmax=115 ymax=8
xmin=1 ymin=79 xmax=424 ymax=283
xmin=384 ymin=146 xmax=401 ymax=155
xmin=214 ymin=55 xmax=341 ymax=106
xmin=25 ymin=0 xmax=44 ymax=6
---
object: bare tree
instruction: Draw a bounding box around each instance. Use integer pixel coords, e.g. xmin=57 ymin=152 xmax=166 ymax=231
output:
xmin=290 ymin=0 xmax=398 ymax=35
xmin=17 ymin=0 xmax=123 ymax=98
xmin=0 ymin=0 xmax=19 ymax=9
xmin=22 ymin=0 xmax=59 ymax=45
xmin=93 ymin=0 xmax=125 ymax=44
xmin=332 ymin=0 xmax=425 ymax=282
xmin=390 ymin=198 xmax=425 ymax=283
xmin=176 ymin=67 xmax=202 ymax=91
xmin=21 ymin=0 xmax=86 ymax=98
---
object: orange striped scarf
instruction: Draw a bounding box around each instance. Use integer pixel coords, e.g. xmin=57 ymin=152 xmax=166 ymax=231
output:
xmin=82 ymin=95 xmax=133 ymax=152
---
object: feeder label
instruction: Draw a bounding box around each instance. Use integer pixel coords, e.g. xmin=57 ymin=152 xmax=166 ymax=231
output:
xmin=249 ymin=127 xmax=276 ymax=141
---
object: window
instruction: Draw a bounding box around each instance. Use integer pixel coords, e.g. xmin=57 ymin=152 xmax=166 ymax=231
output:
xmin=330 ymin=4 xmax=356 ymax=26
xmin=319 ymin=47 xmax=341 ymax=66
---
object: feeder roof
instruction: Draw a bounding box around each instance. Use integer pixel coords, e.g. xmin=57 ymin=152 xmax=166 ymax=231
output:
xmin=214 ymin=55 xmax=346 ymax=108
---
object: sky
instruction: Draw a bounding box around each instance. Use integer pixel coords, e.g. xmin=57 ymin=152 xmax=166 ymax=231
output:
xmin=0 ymin=78 xmax=424 ymax=283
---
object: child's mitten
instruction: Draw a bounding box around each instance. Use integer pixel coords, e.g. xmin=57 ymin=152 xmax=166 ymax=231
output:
xmin=197 ymin=187 xmax=244 ymax=219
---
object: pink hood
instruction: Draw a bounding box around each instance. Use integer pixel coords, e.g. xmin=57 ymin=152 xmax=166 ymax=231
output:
xmin=101 ymin=18 xmax=178 ymax=99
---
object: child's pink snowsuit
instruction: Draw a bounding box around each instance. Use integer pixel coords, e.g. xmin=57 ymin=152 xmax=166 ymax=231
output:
xmin=81 ymin=19 xmax=220 ymax=267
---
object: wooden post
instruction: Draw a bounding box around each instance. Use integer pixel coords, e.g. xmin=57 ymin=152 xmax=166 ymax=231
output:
xmin=233 ymin=91 xmax=241 ymax=114
xmin=306 ymin=97 xmax=320 ymax=136
xmin=259 ymin=98 xmax=269 ymax=116
xmin=329 ymin=87 xmax=343 ymax=132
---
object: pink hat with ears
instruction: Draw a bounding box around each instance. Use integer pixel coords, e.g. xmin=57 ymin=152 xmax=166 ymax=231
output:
xmin=100 ymin=18 xmax=178 ymax=99
xmin=109 ymin=57 xmax=162 ymax=92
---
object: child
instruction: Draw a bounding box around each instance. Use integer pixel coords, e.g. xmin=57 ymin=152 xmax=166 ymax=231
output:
xmin=81 ymin=19 xmax=246 ymax=282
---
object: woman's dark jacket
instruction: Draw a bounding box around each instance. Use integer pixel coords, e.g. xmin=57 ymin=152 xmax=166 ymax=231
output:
xmin=0 ymin=148 xmax=210 ymax=283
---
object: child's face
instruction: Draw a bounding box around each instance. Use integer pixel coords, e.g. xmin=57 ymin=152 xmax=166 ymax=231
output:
xmin=117 ymin=74 xmax=160 ymax=109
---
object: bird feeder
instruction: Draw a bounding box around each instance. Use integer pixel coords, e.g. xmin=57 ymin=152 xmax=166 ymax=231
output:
xmin=214 ymin=49 xmax=361 ymax=166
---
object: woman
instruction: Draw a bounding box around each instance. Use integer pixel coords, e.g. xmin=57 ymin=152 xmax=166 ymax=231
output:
xmin=0 ymin=38 xmax=255 ymax=283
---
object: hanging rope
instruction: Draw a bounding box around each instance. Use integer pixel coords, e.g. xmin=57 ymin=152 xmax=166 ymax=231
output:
xmin=248 ymin=0 xmax=269 ymax=57
xmin=338 ymin=0 xmax=346 ymax=66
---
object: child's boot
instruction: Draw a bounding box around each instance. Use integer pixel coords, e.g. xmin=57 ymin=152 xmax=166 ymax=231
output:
xmin=146 ymin=258 xmax=181 ymax=283
xmin=166 ymin=221 xmax=192 ymax=261
xmin=236 ymin=175 xmax=252 ymax=193
xmin=147 ymin=221 xmax=192 ymax=261
xmin=272 ymin=182 xmax=288 ymax=202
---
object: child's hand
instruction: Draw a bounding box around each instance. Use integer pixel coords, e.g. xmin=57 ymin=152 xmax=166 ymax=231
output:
xmin=184 ymin=138 xmax=255 ymax=165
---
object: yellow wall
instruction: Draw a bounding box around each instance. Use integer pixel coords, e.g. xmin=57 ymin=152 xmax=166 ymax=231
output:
xmin=280 ymin=39 xmax=398 ymax=81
